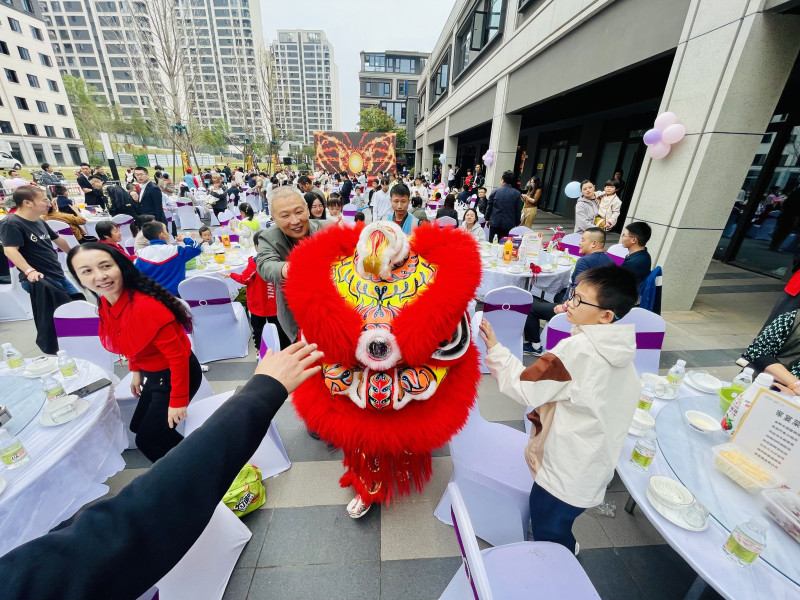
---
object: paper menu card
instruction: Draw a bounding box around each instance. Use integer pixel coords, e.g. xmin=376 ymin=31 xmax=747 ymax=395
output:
xmin=732 ymin=388 xmax=800 ymax=491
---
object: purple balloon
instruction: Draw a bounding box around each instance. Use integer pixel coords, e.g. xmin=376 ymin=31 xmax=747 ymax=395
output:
xmin=643 ymin=129 xmax=662 ymax=146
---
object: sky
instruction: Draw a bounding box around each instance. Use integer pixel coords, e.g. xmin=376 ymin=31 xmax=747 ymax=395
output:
xmin=260 ymin=0 xmax=457 ymax=130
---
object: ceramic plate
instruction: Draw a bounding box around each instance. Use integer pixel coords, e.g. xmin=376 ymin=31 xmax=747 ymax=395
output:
xmin=23 ymin=357 xmax=58 ymax=378
xmin=228 ymin=259 xmax=246 ymax=267
xmin=39 ymin=397 xmax=89 ymax=427
xmin=204 ymin=263 xmax=222 ymax=272
xmin=645 ymin=487 xmax=708 ymax=532
xmin=684 ymin=371 xmax=722 ymax=394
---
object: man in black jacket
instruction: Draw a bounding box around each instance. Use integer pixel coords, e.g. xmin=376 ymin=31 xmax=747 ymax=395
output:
xmin=105 ymin=180 xmax=140 ymax=219
xmin=0 ymin=341 xmax=323 ymax=600
xmin=484 ymin=170 xmax=522 ymax=240
xmin=620 ymin=221 xmax=652 ymax=284
xmin=134 ymin=166 xmax=167 ymax=225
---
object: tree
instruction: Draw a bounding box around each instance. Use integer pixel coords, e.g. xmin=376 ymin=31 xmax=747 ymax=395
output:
xmin=357 ymin=105 xmax=408 ymax=152
xmin=255 ymin=48 xmax=288 ymax=170
xmin=62 ymin=74 xmax=112 ymax=154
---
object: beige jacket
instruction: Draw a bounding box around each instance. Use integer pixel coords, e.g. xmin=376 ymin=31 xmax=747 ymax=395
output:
xmin=485 ymin=323 xmax=640 ymax=508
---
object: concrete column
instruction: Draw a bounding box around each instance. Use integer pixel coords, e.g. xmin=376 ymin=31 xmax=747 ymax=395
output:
xmin=443 ymin=117 xmax=458 ymax=178
xmin=421 ymin=140 xmax=433 ymax=176
xmin=626 ymin=0 xmax=800 ymax=310
xmin=486 ymin=75 xmax=521 ymax=191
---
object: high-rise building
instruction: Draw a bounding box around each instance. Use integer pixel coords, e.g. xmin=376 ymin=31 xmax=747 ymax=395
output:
xmin=358 ymin=50 xmax=429 ymax=163
xmin=41 ymin=0 xmax=265 ymax=141
xmin=0 ymin=0 xmax=86 ymax=165
xmin=272 ymin=30 xmax=340 ymax=146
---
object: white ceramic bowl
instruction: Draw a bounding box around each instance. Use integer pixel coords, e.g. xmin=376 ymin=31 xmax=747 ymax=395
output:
xmin=648 ymin=476 xmax=695 ymax=510
xmin=641 ymin=373 xmax=668 ymax=387
xmin=25 ymin=356 xmax=56 ymax=375
xmin=684 ymin=410 xmax=721 ymax=434
xmin=631 ymin=408 xmax=656 ymax=431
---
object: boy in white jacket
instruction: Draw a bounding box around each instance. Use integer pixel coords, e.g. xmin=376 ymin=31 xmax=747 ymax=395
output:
xmin=480 ymin=265 xmax=641 ymax=554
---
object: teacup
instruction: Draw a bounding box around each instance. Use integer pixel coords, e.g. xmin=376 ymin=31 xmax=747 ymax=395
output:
xmin=44 ymin=395 xmax=78 ymax=424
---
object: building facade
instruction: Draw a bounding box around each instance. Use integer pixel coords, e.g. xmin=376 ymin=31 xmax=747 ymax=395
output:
xmin=358 ymin=50 xmax=429 ymax=162
xmin=41 ymin=0 xmax=264 ymax=141
xmin=272 ymin=30 xmax=340 ymax=146
xmin=0 ymin=0 xmax=86 ymax=166
xmin=413 ymin=0 xmax=800 ymax=310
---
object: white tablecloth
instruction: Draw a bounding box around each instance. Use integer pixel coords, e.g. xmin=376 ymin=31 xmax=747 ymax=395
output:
xmin=184 ymin=249 xmax=255 ymax=299
xmin=616 ymin=385 xmax=800 ymax=599
xmin=529 ymin=263 xmax=573 ymax=298
xmin=0 ymin=359 xmax=127 ymax=557
xmin=476 ymin=264 xmax=532 ymax=301
xmin=82 ymin=217 xmax=109 ymax=238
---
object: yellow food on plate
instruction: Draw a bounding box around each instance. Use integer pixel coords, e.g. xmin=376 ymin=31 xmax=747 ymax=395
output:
xmin=714 ymin=448 xmax=773 ymax=488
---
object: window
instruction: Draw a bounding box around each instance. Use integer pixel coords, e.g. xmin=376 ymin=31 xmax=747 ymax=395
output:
xmin=430 ymin=49 xmax=450 ymax=106
xmin=15 ymin=48 xmax=30 ymax=63
xmin=0 ymin=121 xmax=12 ymax=134
xmin=45 ymin=125 xmax=56 ymax=137
xmin=363 ymin=80 xmax=390 ymax=97
xmin=63 ymin=127 xmax=74 ymax=138
xmin=0 ymin=41 xmax=8 ymax=55
xmin=79 ymin=56 xmax=97 ymax=67
xmin=364 ymin=53 xmax=386 ymax=72
xmin=8 ymin=18 xmax=21 ymax=33
xmin=24 ymin=123 xmax=39 ymax=136
xmin=21 ymin=0 xmax=34 ymax=12
xmin=27 ymin=74 xmax=39 ymax=87
xmin=36 ymin=100 xmax=48 ymax=113
xmin=5 ymin=69 xmax=18 ymax=83
xmin=30 ymin=27 xmax=44 ymax=41
xmin=55 ymin=104 xmax=67 ymax=115
xmin=40 ymin=54 xmax=54 ymax=67
xmin=15 ymin=97 xmax=29 ymax=110
xmin=47 ymin=79 xmax=59 ymax=92
xmin=380 ymin=101 xmax=407 ymax=125
xmin=455 ymin=0 xmax=505 ymax=77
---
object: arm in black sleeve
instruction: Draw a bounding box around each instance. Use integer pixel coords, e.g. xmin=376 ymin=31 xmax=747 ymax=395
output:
xmin=0 ymin=374 xmax=287 ymax=600
xmin=744 ymin=310 xmax=795 ymax=371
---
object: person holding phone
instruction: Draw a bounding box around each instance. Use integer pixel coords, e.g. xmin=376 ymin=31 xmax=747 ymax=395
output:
xmin=67 ymin=242 xmax=202 ymax=462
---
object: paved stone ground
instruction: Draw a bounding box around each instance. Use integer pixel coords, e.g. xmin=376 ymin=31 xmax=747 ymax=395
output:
xmin=0 ymin=209 xmax=781 ymax=599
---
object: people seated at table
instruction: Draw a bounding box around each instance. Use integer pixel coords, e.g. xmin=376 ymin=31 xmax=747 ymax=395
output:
xmin=238 ymin=202 xmax=260 ymax=232
xmin=743 ymin=309 xmax=800 ymax=396
xmin=67 ymin=242 xmax=203 ymax=462
xmin=53 ymin=184 xmax=77 ymax=214
xmin=410 ymin=195 xmax=428 ymax=222
xmin=197 ymin=225 xmax=214 ymax=251
xmin=326 ymin=193 xmax=343 ymax=224
xmin=460 ymin=208 xmax=485 ymax=242
xmin=484 ymin=170 xmax=522 ymax=241
xmin=620 ymin=221 xmax=652 ymax=284
xmin=134 ymin=214 xmax=156 ymax=254
xmin=476 ymin=186 xmax=488 ymax=214
xmin=96 ymin=220 xmax=135 ymax=262
xmin=379 ymin=183 xmax=419 ymax=233
xmin=436 ymin=194 xmax=460 ymax=224
xmin=135 ymin=221 xmax=201 ymax=297
xmin=257 ymin=187 xmax=326 ymax=350
xmin=43 ymin=198 xmax=87 ymax=242
xmin=596 ymin=180 xmax=622 ymax=231
xmin=574 ymin=180 xmax=601 ymax=233
xmin=305 ymin=192 xmax=326 ymax=220
xmin=523 ymin=228 xmax=615 ymax=355
xmin=481 ymin=265 xmax=641 ymax=555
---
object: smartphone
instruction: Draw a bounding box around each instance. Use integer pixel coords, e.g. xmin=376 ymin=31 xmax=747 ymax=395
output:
xmin=68 ymin=378 xmax=112 ymax=398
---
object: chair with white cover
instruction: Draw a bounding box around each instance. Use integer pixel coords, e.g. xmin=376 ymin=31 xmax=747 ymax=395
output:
xmin=47 ymin=219 xmax=79 ymax=270
xmin=153 ymin=503 xmax=251 ymax=600
xmin=606 ymin=243 xmax=629 ymax=266
xmin=53 ymin=300 xmax=117 ymax=375
xmin=122 ymin=236 xmax=136 ymax=256
xmin=217 ymin=209 xmax=235 ymax=227
xmin=177 ymin=276 xmax=250 ymax=363
xmin=258 ymin=323 xmax=282 ymax=359
xmin=176 ymin=206 xmax=202 ymax=230
xmin=111 ymin=214 xmax=135 ymax=240
xmin=439 ymin=482 xmax=599 ymax=600
xmin=473 ymin=286 xmax=533 ymax=374
xmin=559 ymin=232 xmax=582 ymax=257
xmin=212 ymin=226 xmax=239 ymax=243
xmin=243 ymin=187 xmax=262 ymax=212
xmin=508 ymin=226 xmax=532 ymax=236
xmin=342 ymin=202 xmax=358 ymax=224
xmin=436 ymin=216 xmax=457 ymax=228
xmin=0 ymin=264 xmax=33 ymax=321
xmin=180 ymin=389 xmax=291 ymax=479
xmin=209 ymin=210 xmax=220 ymax=227
xmin=434 ymin=409 xmax=533 ymax=547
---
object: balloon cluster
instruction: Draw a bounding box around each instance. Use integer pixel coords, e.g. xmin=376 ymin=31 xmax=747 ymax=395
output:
xmin=482 ymin=149 xmax=495 ymax=167
xmin=643 ymin=112 xmax=686 ymax=160
xmin=438 ymin=153 xmax=445 ymax=164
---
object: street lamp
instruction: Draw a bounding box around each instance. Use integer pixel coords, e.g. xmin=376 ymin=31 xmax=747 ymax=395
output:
xmin=171 ymin=123 xmax=187 ymax=176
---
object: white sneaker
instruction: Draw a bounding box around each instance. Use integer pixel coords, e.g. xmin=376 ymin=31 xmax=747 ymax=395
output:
xmin=574 ymin=541 xmax=580 ymax=556
xmin=346 ymin=495 xmax=371 ymax=519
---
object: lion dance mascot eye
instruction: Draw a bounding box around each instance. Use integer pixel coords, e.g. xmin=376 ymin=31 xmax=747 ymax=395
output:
xmin=284 ymin=220 xmax=481 ymax=518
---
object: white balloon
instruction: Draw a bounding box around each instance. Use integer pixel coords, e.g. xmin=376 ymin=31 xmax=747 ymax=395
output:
xmin=654 ymin=111 xmax=677 ymax=131
xmin=648 ymin=142 xmax=671 ymax=160
xmin=662 ymin=123 xmax=686 ymax=145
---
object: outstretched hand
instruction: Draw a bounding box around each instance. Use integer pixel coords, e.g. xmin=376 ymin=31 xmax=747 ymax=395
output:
xmin=255 ymin=341 xmax=323 ymax=393
xmin=479 ymin=319 xmax=498 ymax=349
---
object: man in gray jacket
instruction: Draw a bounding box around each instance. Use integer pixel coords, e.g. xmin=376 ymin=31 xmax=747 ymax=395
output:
xmin=256 ymin=186 xmax=325 ymax=349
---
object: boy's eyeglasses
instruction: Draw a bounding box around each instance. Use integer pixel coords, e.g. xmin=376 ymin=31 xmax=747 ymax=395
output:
xmin=567 ymin=288 xmax=618 ymax=320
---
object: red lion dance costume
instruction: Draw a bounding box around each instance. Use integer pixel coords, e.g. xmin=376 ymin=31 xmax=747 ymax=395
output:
xmin=284 ymin=220 xmax=481 ymax=516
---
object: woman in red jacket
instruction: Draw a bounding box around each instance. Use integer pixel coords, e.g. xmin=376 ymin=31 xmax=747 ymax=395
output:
xmin=67 ymin=242 xmax=202 ymax=462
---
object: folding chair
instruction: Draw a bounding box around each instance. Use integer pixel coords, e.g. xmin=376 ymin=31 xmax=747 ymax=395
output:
xmin=606 ymin=243 xmax=628 ymax=266
xmin=473 ymin=286 xmax=533 ymax=374
xmin=0 ymin=264 xmax=33 ymax=321
xmin=111 ymin=214 xmax=135 ymax=240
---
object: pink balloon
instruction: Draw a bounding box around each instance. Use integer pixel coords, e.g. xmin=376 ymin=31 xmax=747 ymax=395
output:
xmin=662 ymin=123 xmax=686 ymax=145
xmin=648 ymin=142 xmax=671 ymax=160
xmin=654 ymin=111 xmax=677 ymax=131
xmin=484 ymin=156 xmax=494 ymax=166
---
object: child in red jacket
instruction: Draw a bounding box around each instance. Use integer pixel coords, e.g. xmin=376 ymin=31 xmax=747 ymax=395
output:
xmin=218 ymin=235 xmax=276 ymax=350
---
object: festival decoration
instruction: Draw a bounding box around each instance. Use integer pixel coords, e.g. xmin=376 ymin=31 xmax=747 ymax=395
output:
xmin=564 ymin=181 xmax=582 ymax=199
xmin=544 ymin=225 xmax=565 ymax=251
xmin=284 ymin=222 xmax=481 ymax=506
xmin=530 ymin=263 xmax=542 ymax=285
xmin=482 ymin=148 xmax=495 ymax=167
xmin=643 ymin=112 xmax=687 ymax=160
xmin=314 ymin=132 xmax=396 ymax=176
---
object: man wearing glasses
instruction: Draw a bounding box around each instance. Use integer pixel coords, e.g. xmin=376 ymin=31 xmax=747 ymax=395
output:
xmin=523 ymin=227 xmax=614 ymax=356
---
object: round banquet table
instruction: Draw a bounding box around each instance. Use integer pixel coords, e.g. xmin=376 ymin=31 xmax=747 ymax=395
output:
xmin=184 ymin=248 xmax=256 ymax=299
xmin=616 ymin=382 xmax=800 ymax=600
xmin=528 ymin=263 xmax=573 ymax=299
xmin=0 ymin=358 xmax=127 ymax=557
xmin=476 ymin=263 xmax=532 ymax=301
xmin=82 ymin=217 xmax=110 ymax=239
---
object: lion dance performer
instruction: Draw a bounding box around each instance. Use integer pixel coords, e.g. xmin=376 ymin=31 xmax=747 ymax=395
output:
xmin=284 ymin=220 xmax=481 ymax=517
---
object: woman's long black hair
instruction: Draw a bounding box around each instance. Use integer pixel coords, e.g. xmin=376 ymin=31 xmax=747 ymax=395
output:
xmin=67 ymin=242 xmax=193 ymax=332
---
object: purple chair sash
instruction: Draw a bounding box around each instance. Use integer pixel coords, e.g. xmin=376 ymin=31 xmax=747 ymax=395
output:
xmin=342 ymin=207 xmax=357 ymax=217
xmin=547 ymin=328 xmax=664 ymax=351
xmin=609 ymin=253 xmax=625 ymax=266
xmin=114 ymin=217 xmax=134 ymax=225
xmin=54 ymin=317 xmax=100 ymax=337
xmin=185 ymin=297 xmax=231 ymax=308
xmin=562 ymin=243 xmax=579 ymax=256
xmin=483 ymin=302 xmax=531 ymax=315
xmin=219 ymin=218 xmax=231 ymax=226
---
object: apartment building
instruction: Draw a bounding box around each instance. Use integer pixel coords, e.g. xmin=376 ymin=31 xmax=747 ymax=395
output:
xmin=42 ymin=0 xmax=265 ymax=141
xmin=0 ymin=0 xmax=85 ymax=166
xmin=272 ymin=30 xmax=340 ymax=146
xmin=358 ymin=50 xmax=428 ymax=160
